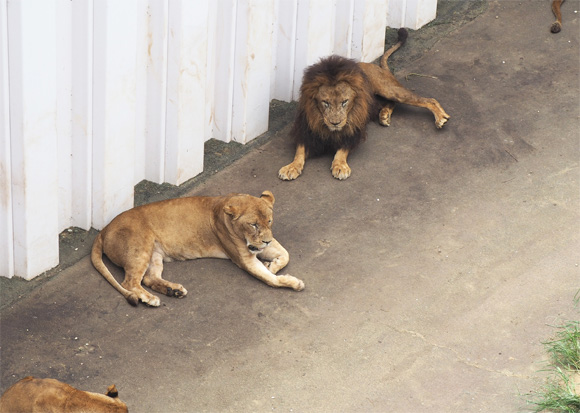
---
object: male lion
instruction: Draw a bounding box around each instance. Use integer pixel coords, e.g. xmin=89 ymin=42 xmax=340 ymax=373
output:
xmin=91 ymin=191 xmax=304 ymax=307
xmin=278 ymin=28 xmax=449 ymax=181
xmin=0 ymin=377 xmax=128 ymax=413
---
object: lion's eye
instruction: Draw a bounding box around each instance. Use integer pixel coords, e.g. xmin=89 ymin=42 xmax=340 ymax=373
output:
xmin=250 ymin=223 xmax=258 ymax=229
xmin=322 ymin=101 xmax=330 ymax=108
xmin=342 ymin=100 xmax=348 ymax=107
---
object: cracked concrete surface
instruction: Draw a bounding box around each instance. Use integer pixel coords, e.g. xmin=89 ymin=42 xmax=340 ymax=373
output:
xmin=1 ymin=1 xmax=579 ymax=412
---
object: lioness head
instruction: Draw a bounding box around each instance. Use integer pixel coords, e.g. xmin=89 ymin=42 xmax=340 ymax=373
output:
xmin=316 ymin=81 xmax=356 ymax=131
xmin=224 ymin=191 xmax=275 ymax=254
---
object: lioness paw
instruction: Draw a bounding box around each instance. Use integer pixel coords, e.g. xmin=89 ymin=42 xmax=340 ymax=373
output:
xmin=293 ymin=279 xmax=305 ymax=291
xmin=278 ymin=164 xmax=303 ymax=181
xmin=331 ymin=161 xmax=351 ymax=180
xmin=278 ymin=275 xmax=305 ymax=291
xmin=143 ymin=295 xmax=161 ymax=307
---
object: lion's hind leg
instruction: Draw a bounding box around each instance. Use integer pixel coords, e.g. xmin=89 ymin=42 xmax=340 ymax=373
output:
xmin=258 ymin=239 xmax=289 ymax=274
xmin=121 ymin=258 xmax=161 ymax=307
xmin=376 ymin=87 xmax=449 ymax=128
xmin=142 ymin=249 xmax=188 ymax=299
xmin=361 ymin=62 xmax=449 ymax=128
xmin=382 ymin=84 xmax=449 ymax=128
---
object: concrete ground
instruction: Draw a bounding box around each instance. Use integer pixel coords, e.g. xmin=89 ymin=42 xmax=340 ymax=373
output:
xmin=1 ymin=1 xmax=579 ymax=412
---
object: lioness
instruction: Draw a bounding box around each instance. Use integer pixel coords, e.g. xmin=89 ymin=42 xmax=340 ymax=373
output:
xmin=0 ymin=377 xmax=128 ymax=413
xmin=91 ymin=191 xmax=304 ymax=307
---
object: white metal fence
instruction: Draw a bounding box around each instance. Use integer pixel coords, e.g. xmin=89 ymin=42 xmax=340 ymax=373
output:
xmin=0 ymin=0 xmax=435 ymax=280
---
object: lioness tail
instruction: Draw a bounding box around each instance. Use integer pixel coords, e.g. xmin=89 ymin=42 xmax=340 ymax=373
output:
xmin=91 ymin=233 xmax=139 ymax=306
xmin=380 ymin=28 xmax=408 ymax=70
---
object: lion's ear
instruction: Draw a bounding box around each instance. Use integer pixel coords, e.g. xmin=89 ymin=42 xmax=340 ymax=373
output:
xmin=224 ymin=204 xmax=240 ymax=220
xmin=260 ymin=190 xmax=275 ymax=206
xmin=106 ymin=384 xmax=119 ymax=398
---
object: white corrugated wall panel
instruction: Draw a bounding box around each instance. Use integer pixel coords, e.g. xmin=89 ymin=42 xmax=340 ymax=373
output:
xmin=7 ymin=0 xmax=60 ymax=279
xmin=139 ymin=0 xmax=169 ymax=185
xmin=231 ymin=0 xmax=274 ymax=144
xmin=91 ymin=0 xmax=139 ymax=230
xmin=209 ymin=0 xmax=237 ymax=143
xmin=0 ymin=0 xmax=14 ymax=278
xmin=386 ymin=0 xmax=437 ymax=29
xmin=70 ymin=0 xmax=94 ymax=230
xmin=164 ymin=0 xmax=208 ymax=185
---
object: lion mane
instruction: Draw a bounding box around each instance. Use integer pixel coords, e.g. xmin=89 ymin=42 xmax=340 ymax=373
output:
xmin=293 ymin=55 xmax=374 ymax=156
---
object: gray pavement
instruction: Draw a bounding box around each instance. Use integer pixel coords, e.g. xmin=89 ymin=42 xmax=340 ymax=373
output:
xmin=1 ymin=1 xmax=579 ymax=412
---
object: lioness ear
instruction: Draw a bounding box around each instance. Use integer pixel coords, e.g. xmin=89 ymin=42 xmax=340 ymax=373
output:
xmin=224 ymin=204 xmax=240 ymax=220
xmin=106 ymin=384 xmax=119 ymax=398
xmin=260 ymin=190 xmax=275 ymax=206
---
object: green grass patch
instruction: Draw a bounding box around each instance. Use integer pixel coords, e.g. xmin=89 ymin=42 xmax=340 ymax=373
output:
xmin=543 ymin=321 xmax=580 ymax=372
xmin=526 ymin=318 xmax=580 ymax=413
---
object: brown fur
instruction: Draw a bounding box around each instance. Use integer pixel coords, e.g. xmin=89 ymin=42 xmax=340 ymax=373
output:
xmin=91 ymin=191 xmax=304 ymax=307
xmin=0 ymin=377 xmax=127 ymax=413
xmin=279 ymin=28 xmax=449 ymax=181
xmin=551 ymin=0 xmax=564 ymax=33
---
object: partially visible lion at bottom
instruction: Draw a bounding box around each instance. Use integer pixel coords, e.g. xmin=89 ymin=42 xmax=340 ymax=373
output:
xmin=91 ymin=190 xmax=304 ymax=307
xmin=278 ymin=28 xmax=449 ymax=181
xmin=0 ymin=377 xmax=128 ymax=413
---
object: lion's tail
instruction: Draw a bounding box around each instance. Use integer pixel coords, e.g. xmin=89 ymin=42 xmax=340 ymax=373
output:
xmin=91 ymin=232 xmax=139 ymax=306
xmin=380 ymin=28 xmax=408 ymax=69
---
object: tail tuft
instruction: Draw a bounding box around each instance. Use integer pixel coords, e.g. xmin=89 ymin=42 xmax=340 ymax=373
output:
xmin=550 ymin=22 xmax=562 ymax=33
xmin=380 ymin=28 xmax=408 ymax=69
xmin=397 ymin=28 xmax=408 ymax=45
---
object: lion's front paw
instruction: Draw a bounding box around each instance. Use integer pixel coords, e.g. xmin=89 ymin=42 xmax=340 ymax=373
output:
xmin=277 ymin=275 xmax=305 ymax=291
xmin=278 ymin=163 xmax=303 ymax=181
xmin=293 ymin=279 xmax=305 ymax=291
xmin=142 ymin=295 xmax=161 ymax=307
xmin=331 ymin=160 xmax=351 ymax=180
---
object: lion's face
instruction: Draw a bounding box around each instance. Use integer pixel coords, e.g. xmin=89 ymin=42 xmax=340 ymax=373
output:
xmin=224 ymin=191 xmax=275 ymax=254
xmin=299 ymin=56 xmax=373 ymax=139
xmin=316 ymin=82 xmax=357 ymax=132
